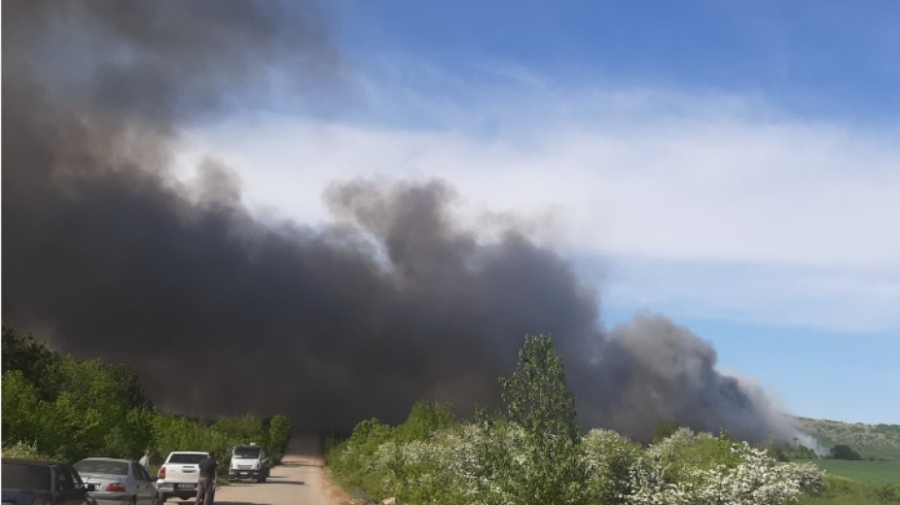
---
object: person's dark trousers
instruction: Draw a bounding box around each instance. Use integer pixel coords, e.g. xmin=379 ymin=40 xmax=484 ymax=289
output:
xmin=196 ymin=477 xmax=215 ymax=505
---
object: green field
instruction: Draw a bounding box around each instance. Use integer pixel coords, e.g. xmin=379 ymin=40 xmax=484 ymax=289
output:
xmin=791 ymin=419 xmax=900 ymax=504
xmin=798 ymin=475 xmax=900 ymax=505
xmin=809 ymin=459 xmax=900 ymax=486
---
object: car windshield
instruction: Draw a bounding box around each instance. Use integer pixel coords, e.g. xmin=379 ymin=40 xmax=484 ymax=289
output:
xmin=1 ymin=463 xmax=52 ymax=490
xmin=167 ymin=454 xmax=206 ymax=464
xmin=232 ymin=447 xmax=261 ymax=459
xmin=74 ymin=459 xmax=129 ymax=476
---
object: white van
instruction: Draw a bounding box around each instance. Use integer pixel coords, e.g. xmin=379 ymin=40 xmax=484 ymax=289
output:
xmin=227 ymin=444 xmax=269 ymax=483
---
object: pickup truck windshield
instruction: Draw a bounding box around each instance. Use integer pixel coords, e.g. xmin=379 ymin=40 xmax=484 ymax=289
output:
xmin=233 ymin=447 xmax=261 ymax=459
xmin=168 ymin=454 xmax=206 ymax=464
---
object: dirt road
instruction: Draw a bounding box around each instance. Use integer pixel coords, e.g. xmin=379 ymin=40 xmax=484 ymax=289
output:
xmin=211 ymin=436 xmax=348 ymax=505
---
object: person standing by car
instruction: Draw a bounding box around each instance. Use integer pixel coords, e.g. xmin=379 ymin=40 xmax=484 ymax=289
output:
xmin=139 ymin=449 xmax=152 ymax=472
xmin=195 ymin=452 xmax=218 ymax=505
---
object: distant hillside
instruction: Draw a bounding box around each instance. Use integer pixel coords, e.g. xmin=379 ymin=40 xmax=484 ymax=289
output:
xmin=797 ymin=417 xmax=900 ymax=461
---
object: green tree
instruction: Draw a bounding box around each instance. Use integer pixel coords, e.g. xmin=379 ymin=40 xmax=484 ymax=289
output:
xmin=831 ymin=444 xmax=862 ymax=460
xmin=268 ymin=415 xmax=292 ymax=462
xmin=213 ymin=414 xmax=267 ymax=445
xmin=394 ymin=401 xmax=454 ymax=443
xmin=2 ymin=326 xmax=63 ymax=401
xmin=500 ymin=334 xmax=579 ymax=440
xmin=653 ymin=419 xmax=684 ymax=443
xmin=483 ymin=334 xmax=588 ymax=505
xmin=1 ymin=371 xmax=44 ymax=447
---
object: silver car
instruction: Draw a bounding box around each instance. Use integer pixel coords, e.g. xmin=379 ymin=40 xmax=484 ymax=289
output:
xmin=74 ymin=458 xmax=158 ymax=505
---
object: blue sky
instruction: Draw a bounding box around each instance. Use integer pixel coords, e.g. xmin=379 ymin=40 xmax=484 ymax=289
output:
xmin=179 ymin=1 xmax=900 ymax=424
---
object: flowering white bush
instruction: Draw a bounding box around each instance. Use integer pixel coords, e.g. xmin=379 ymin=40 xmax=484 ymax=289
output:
xmin=331 ymin=422 xmax=825 ymax=505
xmin=625 ymin=436 xmax=826 ymax=505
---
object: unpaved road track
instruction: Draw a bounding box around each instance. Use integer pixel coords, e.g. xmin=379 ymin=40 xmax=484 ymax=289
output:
xmin=208 ymin=436 xmax=346 ymax=505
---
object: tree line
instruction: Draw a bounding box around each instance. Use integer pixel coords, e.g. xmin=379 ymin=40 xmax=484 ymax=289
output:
xmin=1 ymin=326 xmax=292 ymax=468
xmin=325 ymin=334 xmax=829 ymax=505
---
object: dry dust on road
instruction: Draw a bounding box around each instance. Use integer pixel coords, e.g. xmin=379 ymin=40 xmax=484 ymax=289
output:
xmin=210 ymin=436 xmax=350 ymax=505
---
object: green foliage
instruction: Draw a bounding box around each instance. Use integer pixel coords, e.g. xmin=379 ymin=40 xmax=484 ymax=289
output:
xmin=758 ymin=439 xmax=819 ymax=462
xmin=582 ymin=429 xmax=643 ymax=505
xmin=1 ymin=441 xmax=55 ymax=460
xmin=326 ymin=417 xmax=396 ymax=499
xmin=327 ymin=415 xmax=826 ymax=505
xmin=798 ymin=417 xmax=900 ymax=461
xmin=500 ymin=334 xmax=579 ymax=441
xmin=653 ymin=419 xmax=683 ymax=443
xmin=2 ymin=371 xmax=44 ymax=448
xmin=831 ymin=444 xmax=863 ymax=460
xmin=325 ymin=334 xmax=826 ymax=505
xmin=151 ymin=414 xmax=230 ymax=463
xmin=1 ymin=327 xmax=285 ymax=468
xmin=652 ymin=428 xmax=744 ymax=483
xmin=478 ymin=334 xmax=588 ymax=505
xmin=2 ymin=326 xmax=63 ymax=401
xmin=268 ymin=414 xmax=292 ymax=464
xmin=393 ymin=401 xmax=454 ymax=443
xmin=213 ymin=414 xmax=267 ymax=446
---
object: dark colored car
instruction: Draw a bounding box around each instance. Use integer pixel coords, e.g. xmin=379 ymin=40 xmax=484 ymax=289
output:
xmin=1 ymin=458 xmax=96 ymax=505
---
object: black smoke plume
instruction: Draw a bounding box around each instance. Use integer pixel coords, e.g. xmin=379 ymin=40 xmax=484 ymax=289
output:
xmin=3 ymin=0 xmax=802 ymax=442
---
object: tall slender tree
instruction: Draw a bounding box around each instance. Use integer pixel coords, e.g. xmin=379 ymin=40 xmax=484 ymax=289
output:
xmin=500 ymin=334 xmax=579 ymax=441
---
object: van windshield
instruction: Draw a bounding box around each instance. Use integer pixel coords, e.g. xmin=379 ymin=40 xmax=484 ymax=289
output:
xmin=233 ymin=447 xmax=261 ymax=459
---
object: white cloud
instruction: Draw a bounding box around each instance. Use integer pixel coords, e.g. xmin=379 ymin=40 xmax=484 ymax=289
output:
xmin=175 ymin=87 xmax=900 ymax=332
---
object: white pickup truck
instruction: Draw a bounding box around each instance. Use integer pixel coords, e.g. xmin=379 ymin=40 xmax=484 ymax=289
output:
xmin=155 ymin=451 xmax=208 ymax=502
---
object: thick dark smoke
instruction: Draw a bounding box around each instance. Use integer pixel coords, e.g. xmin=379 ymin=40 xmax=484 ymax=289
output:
xmin=3 ymin=0 xmax=802 ymax=442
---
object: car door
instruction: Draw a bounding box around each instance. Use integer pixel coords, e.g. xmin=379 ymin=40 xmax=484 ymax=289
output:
xmin=54 ymin=465 xmax=90 ymax=505
xmin=130 ymin=462 xmax=155 ymax=505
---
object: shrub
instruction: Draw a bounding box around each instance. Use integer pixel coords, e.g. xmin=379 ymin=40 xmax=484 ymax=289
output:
xmin=1 ymin=440 xmax=55 ymax=460
xmin=830 ymin=444 xmax=862 ymax=460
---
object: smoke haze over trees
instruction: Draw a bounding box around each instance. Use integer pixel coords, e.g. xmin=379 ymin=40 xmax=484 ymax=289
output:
xmin=3 ymin=0 xmax=804 ymax=442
